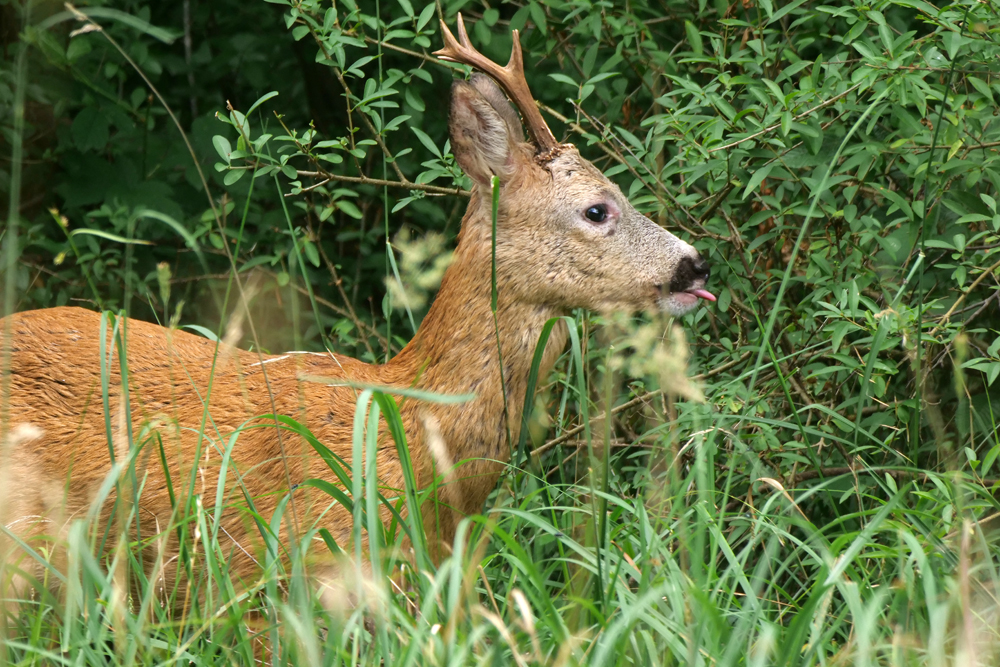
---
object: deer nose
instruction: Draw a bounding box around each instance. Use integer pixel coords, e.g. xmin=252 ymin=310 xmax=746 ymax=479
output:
xmin=692 ymin=256 xmax=710 ymax=282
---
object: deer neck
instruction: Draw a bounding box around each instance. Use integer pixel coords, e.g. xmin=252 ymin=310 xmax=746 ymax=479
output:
xmin=388 ymin=211 xmax=567 ymax=465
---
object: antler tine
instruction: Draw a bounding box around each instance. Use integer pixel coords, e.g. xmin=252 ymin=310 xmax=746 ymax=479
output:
xmin=456 ymin=13 xmax=472 ymax=48
xmin=435 ymin=14 xmax=560 ymax=154
xmin=437 ymin=16 xmax=461 ymax=55
xmin=508 ymin=29 xmax=523 ymax=73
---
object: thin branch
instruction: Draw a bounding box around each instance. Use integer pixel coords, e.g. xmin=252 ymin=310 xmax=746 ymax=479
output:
xmin=930 ymin=255 xmax=1000 ymax=336
xmin=294 ymin=170 xmax=469 ymax=197
xmin=362 ymin=35 xmax=465 ymax=70
xmin=295 ymin=177 xmax=330 ymax=195
xmin=331 ymin=67 xmax=409 ymax=183
xmin=697 ymin=182 xmax=735 ymax=225
xmin=552 ymin=439 xmax=658 ymax=449
xmin=308 ymin=216 xmax=378 ymax=359
xmin=302 ymin=20 xmax=410 ymax=184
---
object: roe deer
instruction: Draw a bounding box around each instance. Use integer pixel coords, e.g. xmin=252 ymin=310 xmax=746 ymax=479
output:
xmin=0 ymin=15 xmax=713 ymax=605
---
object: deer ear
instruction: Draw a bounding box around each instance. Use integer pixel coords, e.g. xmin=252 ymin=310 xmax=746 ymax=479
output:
xmin=449 ymin=80 xmax=517 ymax=186
xmin=469 ymin=73 xmax=525 ymax=144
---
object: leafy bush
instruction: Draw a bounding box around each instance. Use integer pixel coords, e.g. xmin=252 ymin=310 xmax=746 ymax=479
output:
xmin=3 ymin=0 xmax=1000 ymax=663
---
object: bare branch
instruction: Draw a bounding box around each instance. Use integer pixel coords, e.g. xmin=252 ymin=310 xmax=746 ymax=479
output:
xmin=294 ymin=170 xmax=469 ymax=197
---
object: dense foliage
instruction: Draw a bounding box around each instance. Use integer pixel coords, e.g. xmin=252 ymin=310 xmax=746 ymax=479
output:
xmin=3 ymin=0 xmax=1000 ymax=664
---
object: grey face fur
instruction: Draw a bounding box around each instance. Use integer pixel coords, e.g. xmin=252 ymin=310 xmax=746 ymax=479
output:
xmin=450 ymin=74 xmax=713 ymax=317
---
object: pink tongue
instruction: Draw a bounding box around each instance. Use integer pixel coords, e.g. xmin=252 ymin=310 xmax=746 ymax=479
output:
xmin=689 ymin=289 xmax=717 ymax=302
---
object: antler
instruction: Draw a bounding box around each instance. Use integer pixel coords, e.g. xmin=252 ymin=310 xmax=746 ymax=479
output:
xmin=435 ymin=14 xmax=559 ymax=154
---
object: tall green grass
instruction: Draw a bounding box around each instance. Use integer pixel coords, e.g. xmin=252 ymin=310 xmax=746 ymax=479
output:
xmin=2 ymin=304 xmax=998 ymax=665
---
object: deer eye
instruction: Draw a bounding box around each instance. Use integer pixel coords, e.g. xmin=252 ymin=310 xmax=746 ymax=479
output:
xmin=584 ymin=205 xmax=608 ymax=223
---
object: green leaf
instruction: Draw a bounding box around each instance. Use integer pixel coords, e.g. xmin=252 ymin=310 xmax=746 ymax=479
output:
xmin=510 ymin=5 xmax=531 ymax=32
xmin=942 ymin=31 xmax=964 ymax=60
xmin=66 ymin=35 xmax=92 ymax=62
xmin=742 ymin=163 xmax=775 ymax=200
xmin=853 ymin=41 xmax=875 ymax=60
xmin=70 ymin=229 xmax=153 ymax=245
xmin=72 ymin=107 xmax=110 ymax=152
xmin=768 ymin=0 xmax=809 ymax=24
xmin=138 ymin=209 xmax=202 ymax=254
xmin=763 ymin=79 xmax=784 ymax=103
xmin=684 ymin=21 xmax=703 ymax=56
xmin=417 ymin=3 xmax=436 ymax=31
xmin=878 ymin=186 xmax=913 ymax=220
xmin=549 ymin=73 xmax=578 ymax=86
xmin=224 ymin=169 xmax=246 ymax=186
xmin=981 ymin=193 xmax=997 ymax=213
xmin=528 ymin=1 xmax=547 ymax=32
xmin=969 ymin=77 xmax=994 ymax=104
xmin=884 ymin=472 xmax=897 ymax=493
xmin=182 ymin=325 xmax=219 ymax=341
xmin=410 ymin=126 xmax=441 ymax=157
xmin=37 ymin=7 xmax=179 ymax=43
xmin=843 ymin=20 xmax=868 ymax=45
xmin=718 ymin=288 xmax=731 ymax=312
xmin=246 ymin=91 xmax=279 ymax=117
xmin=404 ymin=86 xmax=425 ymax=112
xmin=878 ymin=24 xmax=893 ymax=56
xmin=586 ymin=72 xmax=618 ymax=85
xmin=212 ymin=135 xmax=232 ymax=162
xmin=302 ymin=239 xmax=320 ymax=267
xmin=337 ymin=200 xmax=363 ymax=219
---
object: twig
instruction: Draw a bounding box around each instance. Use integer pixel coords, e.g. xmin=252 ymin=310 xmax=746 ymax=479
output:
xmin=301 ymin=20 xmax=410 ymax=184
xmin=929 ymin=255 xmax=1000 ymax=336
xmin=708 ymin=82 xmax=864 ymax=153
xmin=294 ymin=178 xmax=331 ymax=195
xmin=294 ymin=170 xmax=469 ymax=197
xmin=362 ymin=36 xmax=464 ymax=70
xmin=309 ymin=217 xmax=379 ymax=358
xmin=697 ymin=182 xmax=735 ymax=225
xmin=551 ymin=439 xmax=655 ymax=449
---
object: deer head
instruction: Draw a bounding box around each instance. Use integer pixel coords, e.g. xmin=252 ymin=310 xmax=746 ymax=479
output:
xmin=435 ymin=15 xmax=714 ymax=317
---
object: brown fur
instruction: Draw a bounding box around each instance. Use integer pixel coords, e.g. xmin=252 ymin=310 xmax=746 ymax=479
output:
xmin=0 ymin=55 xmax=709 ymax=604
